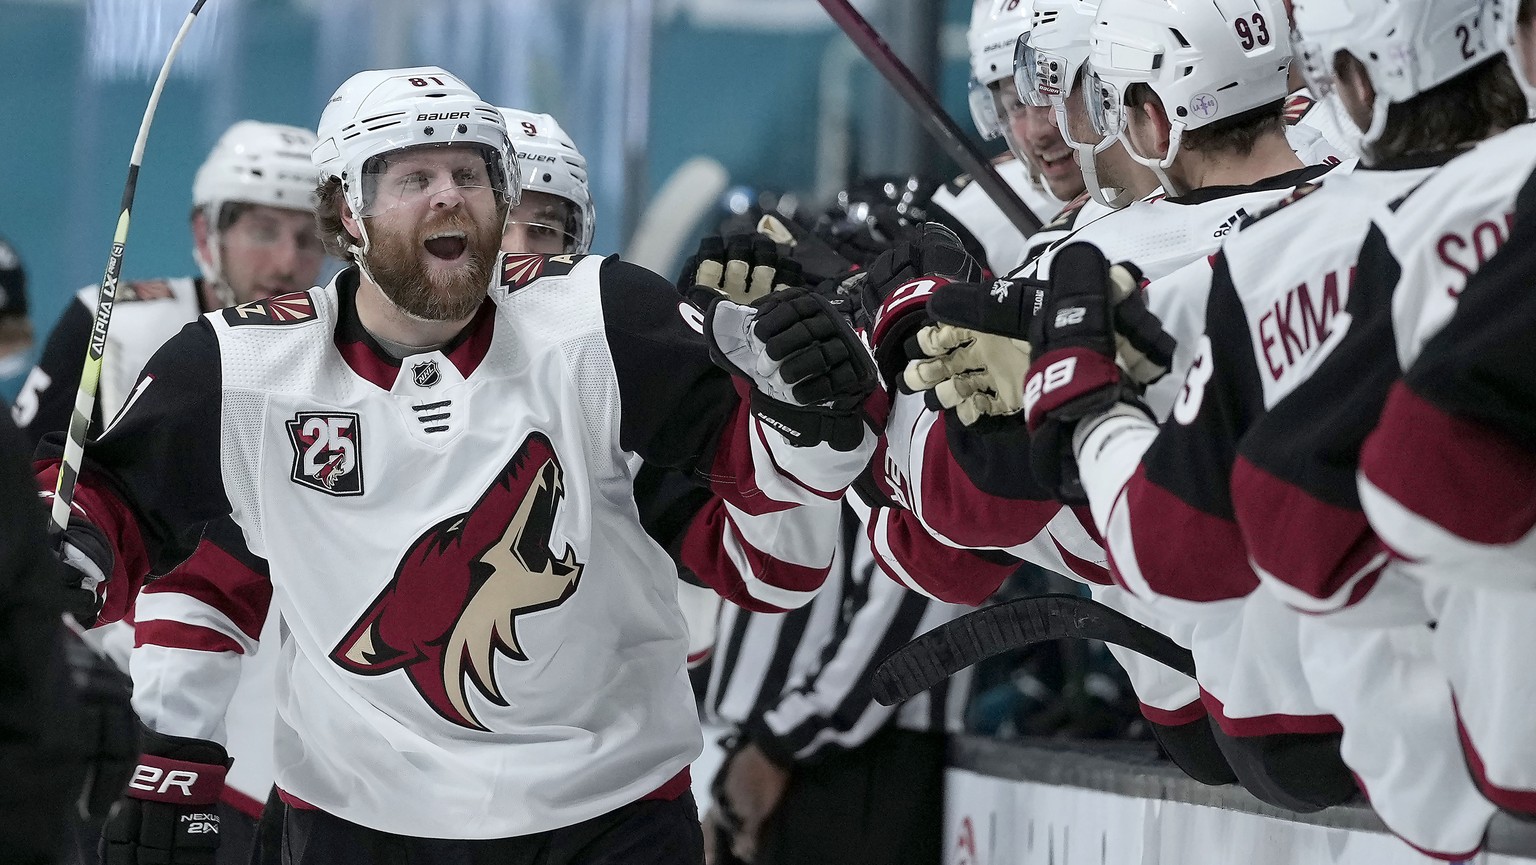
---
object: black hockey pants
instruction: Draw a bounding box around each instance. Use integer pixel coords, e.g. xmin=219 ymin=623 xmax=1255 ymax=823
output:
xmin=274 ymin=792 xmax=704 ymax=865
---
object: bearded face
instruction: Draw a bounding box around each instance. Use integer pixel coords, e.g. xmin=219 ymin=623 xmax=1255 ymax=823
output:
xmin=355 ymin=145 xmax=508 ymax=322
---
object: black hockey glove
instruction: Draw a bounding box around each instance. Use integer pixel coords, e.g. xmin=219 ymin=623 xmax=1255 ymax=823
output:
xmin=853 ymin=222 xmax=981 ymax=390
xmin=704 ymin=286 xmax=877 ymax=451
xmin=55 ymin=516 xmax=114 ymax=627
xmin=678 ymin=232 xmax=804 ymax=308
xmin=102 ymin=726 xmax=230 ymax=865
xmin=1024 ymin=243 xmax=1171 ymax=504
xmin=61 ymin=625 xmax=140 ymax=822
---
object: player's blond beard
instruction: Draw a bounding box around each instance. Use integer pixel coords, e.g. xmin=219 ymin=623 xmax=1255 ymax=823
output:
xmin=364 ymin=210 xmax=501 ymax=322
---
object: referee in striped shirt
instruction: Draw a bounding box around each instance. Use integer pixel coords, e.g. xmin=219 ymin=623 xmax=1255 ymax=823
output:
xmin=699 ymin=502 xmax=970 ymax=865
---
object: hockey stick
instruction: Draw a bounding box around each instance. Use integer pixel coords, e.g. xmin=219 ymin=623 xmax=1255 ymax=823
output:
xmin=871 ymin=593 xmax=1196 ymax=706
xmin=816 ymin=0 xmax=1043 ymax=237
xmin=50 ymin=0 xmax=212 ymax=536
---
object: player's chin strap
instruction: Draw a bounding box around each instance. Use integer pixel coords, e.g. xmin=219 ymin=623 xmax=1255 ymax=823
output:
xmin=1122 ymin=125 xmax=1184 ymax=198
xmin=192 ymin=204 xmax=236 ymax=309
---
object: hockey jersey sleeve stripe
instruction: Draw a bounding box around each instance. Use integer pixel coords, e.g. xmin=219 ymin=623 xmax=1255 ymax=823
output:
xmin=1232 ymin=453 xmax=1391 ymax=607
xmin=134 ymin=590 xmax=258 ymax=656
xmin=34 ymin=461 xmax=153 ymax=627
xmin=1078 ymin=411 xmax=1257 ymax=603
xmin=868 ymin=509 xmax=945 ymax=601
xmin=1114 ymin=462 xmax=1258 ymax=602
xmin=1455 ymin=704 xmax=1536 ymax=815
xmin=1046 ymin=531 xmax=1113 ymax=586
xmin=1361 ymin=383 xmax=1536 ymax=547
xmin=138 ymin=534 xmax=272 ymax=642
xmin=866 ymin=506 xmax=1014 ymax=606
xmin=749 ymin=419 xmax=847 ymax=502
xmin=722 ymin=498 xmax=843 ymax=569
xmin=679 ymin=498 xmax=827 ymax=612
xmin=134 ymin=619 xmax=247 ymax=655
xmin=910 ymin=410 xmax=1061 ymax=549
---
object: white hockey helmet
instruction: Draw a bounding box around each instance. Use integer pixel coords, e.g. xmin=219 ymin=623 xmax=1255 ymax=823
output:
xmin=192 ymin=121 xmax=320 ymax=299
xmin=1293 ymin=0 xmax=1508 ymax=150
xmin=1492 ymin=0 xmax=1536 ymax=100
xmin=968 ymin=0 xmax=1043 ymax=141
xmin=498 ymin=107 xmax=595 ymax=254
xmin=1085 ymin=0 xmax=1292 ymax=192
xmin=1015 ymin=0 xmax=1134 ymax=206
xmin=312 ymin=66 xmax=517 ymax=255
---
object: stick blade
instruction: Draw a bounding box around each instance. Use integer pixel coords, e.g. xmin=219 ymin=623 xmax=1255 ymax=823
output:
xmin=871 ymin=594 xmax=1196 ymax=706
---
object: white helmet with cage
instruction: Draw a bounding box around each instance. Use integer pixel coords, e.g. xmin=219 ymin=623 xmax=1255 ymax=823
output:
xmin=967 ymin=0 xmax=1041 ymax=141
xmin=312 ymin=66 xmax=518 ymax=259
xmin=1293 ymin=0 xmax=1510 ymax=153
xmin=498 ymin=107 xmax=595 ymax=254
xmin=1085 ymin=0 xmax=1292 ymax=193
xmin=192 ymin=120 xmax=319 ymax=302
xmin=1014 ymin=0 xmax=1135 ymax=206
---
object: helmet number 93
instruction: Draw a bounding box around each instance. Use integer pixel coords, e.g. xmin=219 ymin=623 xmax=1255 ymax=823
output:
xmin=1234 ymin=14 xmax=1270 ymax=51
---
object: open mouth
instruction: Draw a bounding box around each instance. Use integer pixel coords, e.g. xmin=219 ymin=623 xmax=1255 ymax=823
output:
xmin=1037 ymin=148 xmax=1075 ymax=174
xmin=423 ymin=230 xmax=468 ymax=262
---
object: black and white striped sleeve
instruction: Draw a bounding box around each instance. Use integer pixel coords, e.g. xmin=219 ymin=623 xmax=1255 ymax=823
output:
xmin=704 ymin=508 xmax=957 ymax=766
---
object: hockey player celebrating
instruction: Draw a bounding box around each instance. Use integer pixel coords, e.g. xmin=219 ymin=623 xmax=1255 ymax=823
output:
xmin=1021 ymin=0 xmax=1529 ymax=852
xmin=16 ymin=121 xmax=327 ymax=439
xmin=41 ymin=67 xmax=875 ymax=864
xmin=929 ymin=0 xmax=1084 ymax=275
xmin=15 ymin=120 xmax=326 ymax=865
xmin=499 ymin=107 xmax=595 ymax=256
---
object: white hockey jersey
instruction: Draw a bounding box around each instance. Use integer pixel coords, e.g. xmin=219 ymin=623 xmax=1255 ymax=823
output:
xmin=1074 ymin=159 xmax=1448 ymax=612
xmin=44 ymin=254 xmax=871 ymax=838
xmin=17 ymin=275 xmax=280 ymax=814
xmin=1355 ymin=125 xmax=1536 ymax=592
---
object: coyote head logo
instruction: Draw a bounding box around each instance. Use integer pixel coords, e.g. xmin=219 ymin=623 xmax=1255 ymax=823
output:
xmin=330 ymin=432 xmax=583 ymax=730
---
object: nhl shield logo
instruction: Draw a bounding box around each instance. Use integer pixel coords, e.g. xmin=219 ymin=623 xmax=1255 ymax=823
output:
xmin=412 ymin=360 xmax=441 ymax=388
xmin=286 ymin=411 xmax=364 ymax=496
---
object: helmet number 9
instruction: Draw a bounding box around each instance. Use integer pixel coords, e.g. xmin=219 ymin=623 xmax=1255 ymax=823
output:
xmin=1234 ymin=14 xmax=1270 ymax=51
xmin=409 ymin=76 xmax=447 ymax=87
xmin=521 ymin=122 xmax=539 ymax=136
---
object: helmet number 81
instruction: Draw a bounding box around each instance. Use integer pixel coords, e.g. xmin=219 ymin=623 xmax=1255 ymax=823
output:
xmin=1234 ymin=14 xmax=1270 ymax=51
xmin=409 ymin=76 xmax=447 ymax=87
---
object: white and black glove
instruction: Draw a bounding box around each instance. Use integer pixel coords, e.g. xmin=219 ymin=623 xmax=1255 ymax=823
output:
xmin=102 ymin=726 xmax=230 ymax=865
xmin=704 ymin=287 xmax=877 ymax=451
xmin=679 ymin=233 xmax=805 ymax=307
xmin=55 ymin=516 xmax=113 ymax=627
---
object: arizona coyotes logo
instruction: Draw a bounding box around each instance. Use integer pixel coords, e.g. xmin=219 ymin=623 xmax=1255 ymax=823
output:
xmin=330 ymin=433 xmax=584 ymax=730
xmin=500 ymin=253 xmax=580 ymax=292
